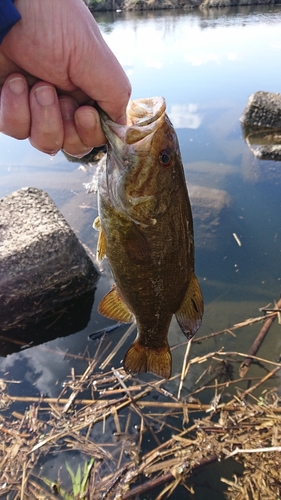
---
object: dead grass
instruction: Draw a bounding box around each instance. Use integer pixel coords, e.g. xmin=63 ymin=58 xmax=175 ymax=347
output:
xmin=0 ymin=309 xmax=281 ymax=499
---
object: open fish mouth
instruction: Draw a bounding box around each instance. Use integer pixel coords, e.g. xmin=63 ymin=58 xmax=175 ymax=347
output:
xmin=99 ymin=97 xmax=166 ymax=150
xmin=127 ymin=97 xmax=166 ymax=127
xmin=98 ymin=97 xmax=168 ymax=226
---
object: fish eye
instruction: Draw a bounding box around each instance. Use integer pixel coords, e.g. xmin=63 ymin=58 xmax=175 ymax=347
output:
xmin=159 ymin=149 xmax=173 ymax=167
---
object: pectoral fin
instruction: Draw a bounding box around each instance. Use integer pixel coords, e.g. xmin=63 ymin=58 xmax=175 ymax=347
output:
xmin=175 ymin=273 xmax=204 ymax=339
xmin=98 ymin=285 xmax=134 ymax=323
xmin=93 ymin=216 xmax=100 ymax=231
xmin=93 ymin=216 xmax=106 ymax=262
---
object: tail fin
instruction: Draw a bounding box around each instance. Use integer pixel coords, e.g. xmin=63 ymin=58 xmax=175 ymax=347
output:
xmin=123 ymin=341 xmax=171 ymax=379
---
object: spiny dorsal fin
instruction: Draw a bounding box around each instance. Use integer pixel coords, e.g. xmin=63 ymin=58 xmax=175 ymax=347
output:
xmin=98 ymin=285 xmax=134 ymax=323
xmin=175 ymin=273 xmax=203 ymax=339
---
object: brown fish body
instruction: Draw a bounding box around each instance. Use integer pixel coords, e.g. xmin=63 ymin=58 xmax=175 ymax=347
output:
xmin=95 ymin=97 xmax=203 ymax=378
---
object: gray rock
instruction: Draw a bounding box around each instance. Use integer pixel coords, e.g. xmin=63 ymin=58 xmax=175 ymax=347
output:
xmin=0 ymin=187 xmax=99 ymax=330
xmin=240 ymin=91 xmax=281 ymax=129
xmin=240 ymin=91 xmax=281 ymax=160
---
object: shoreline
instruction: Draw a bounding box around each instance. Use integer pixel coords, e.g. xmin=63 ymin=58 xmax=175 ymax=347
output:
xmin=87 ymin=0 xmax=281 ymax=11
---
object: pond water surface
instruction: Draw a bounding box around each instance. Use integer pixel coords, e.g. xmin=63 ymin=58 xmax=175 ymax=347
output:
xmin=1 ymin=5 xmax=281 ymax=499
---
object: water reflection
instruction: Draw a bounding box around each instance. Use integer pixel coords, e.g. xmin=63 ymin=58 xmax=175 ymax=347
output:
xmin=168 ymin=103 xmax=202 ymax=128
xmin=0 ymin=289 xmax=97 ymax=357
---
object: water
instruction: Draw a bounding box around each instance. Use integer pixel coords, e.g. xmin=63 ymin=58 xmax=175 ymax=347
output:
xmin=1 ymin=5 xmax=281 ymax=498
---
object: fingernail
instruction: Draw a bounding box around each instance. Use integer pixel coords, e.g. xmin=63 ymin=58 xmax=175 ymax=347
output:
xmin=34 ymin=86 xmax=55 ymax=106
xmin=63 ymin=148 xmax=93 ymax=159
xmin=59 ymin=97 xmax=77 ymax=120
xmin=8 ymin=77 xmax=26 ymax=95
xmin=76 ymin=110 xmax=96 ymax=130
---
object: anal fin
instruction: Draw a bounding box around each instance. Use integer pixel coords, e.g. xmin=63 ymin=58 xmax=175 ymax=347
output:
xmin=98 ymin=285 xmax=134 ymax=323
xmin=175 ymin=273 xmax=204 ymax=339
xmin=123 ymin=341 xmax=171 ymax=379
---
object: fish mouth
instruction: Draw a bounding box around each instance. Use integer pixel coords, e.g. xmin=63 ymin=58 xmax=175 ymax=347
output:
xmin=99 ymin=97 xmax=166 ymax=151
xmin=98 ymin=97 xmax=167 ymax=226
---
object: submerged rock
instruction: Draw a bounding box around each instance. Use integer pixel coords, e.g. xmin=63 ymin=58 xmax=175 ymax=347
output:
xmin=189 ymin=184 xmax=231 ymax=250
xmin=0 ymin=187 xmax=99 ymax=330
xmin=241 ymin=147 xmax=281 ymax=183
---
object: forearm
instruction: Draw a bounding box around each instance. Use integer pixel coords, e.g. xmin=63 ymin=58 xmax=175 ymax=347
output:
xmin=0 ymin=0 xmax=21 ymax=43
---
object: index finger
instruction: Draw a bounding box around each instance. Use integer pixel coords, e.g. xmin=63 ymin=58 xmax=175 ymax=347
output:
xmin=69 ymin=26 xmax=131 ymax=125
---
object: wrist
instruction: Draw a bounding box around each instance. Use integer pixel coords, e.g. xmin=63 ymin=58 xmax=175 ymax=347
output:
xmin=0 ymin=0 xmax=21 ymax=43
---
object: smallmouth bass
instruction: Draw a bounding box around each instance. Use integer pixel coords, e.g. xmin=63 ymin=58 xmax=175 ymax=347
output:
xmin=94 ymin=97 xmax=203 ymax=379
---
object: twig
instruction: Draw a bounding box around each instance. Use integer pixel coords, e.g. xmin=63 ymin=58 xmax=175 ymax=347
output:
xmin=99 ymin=321 xmax=136 ymax=370
xmin=205 ymin=350 xmax=281 ymax=368
xmin=228 ymin=445 xmax=281 ymax=458
xmin=225 ymin=365 xmax=281 ymax=408
xmin=20 ymin=460 xmax=27 ymax=500
xmin=112 ymin=368 xmax=161 ymax=446
xmin=260 ymin=308 xmax=281 ymax=312
xmin=188 ymin=376 xmax=260 ymax=397
xmin=177 ymin=339 xmax=191 ymax=400
xmin=121 ymin=471 xmax=176 ymax=499
xmin=121 ymin=454 xmax=219 ymax=499
xmin=192 ymin=313 xmax=277 ymax=344
xmin=62 ymin=357 xmax=97 ymax=413
xmin=239 ymin=296 xmax=281 ymax=377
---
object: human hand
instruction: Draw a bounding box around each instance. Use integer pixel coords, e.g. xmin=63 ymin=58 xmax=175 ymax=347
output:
xmin=0 ymin=0 xmax=131 ymax=157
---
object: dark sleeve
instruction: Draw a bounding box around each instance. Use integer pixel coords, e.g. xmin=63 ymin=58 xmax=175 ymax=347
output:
xmin=0 ymin=0 xmax=21 ymax=43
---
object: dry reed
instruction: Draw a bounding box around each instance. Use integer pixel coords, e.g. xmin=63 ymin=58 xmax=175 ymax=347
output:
xmin=0 ymin=306 xmax=281 ymax=499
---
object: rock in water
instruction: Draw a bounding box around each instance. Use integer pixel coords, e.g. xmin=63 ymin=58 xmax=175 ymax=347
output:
xmin=240 ymin=91 xmax=281 ymax=129
xmin=0 ymin=187 xmax=99 ymax=330
xmin=240 ymin=91 xmax=281 ymax=160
